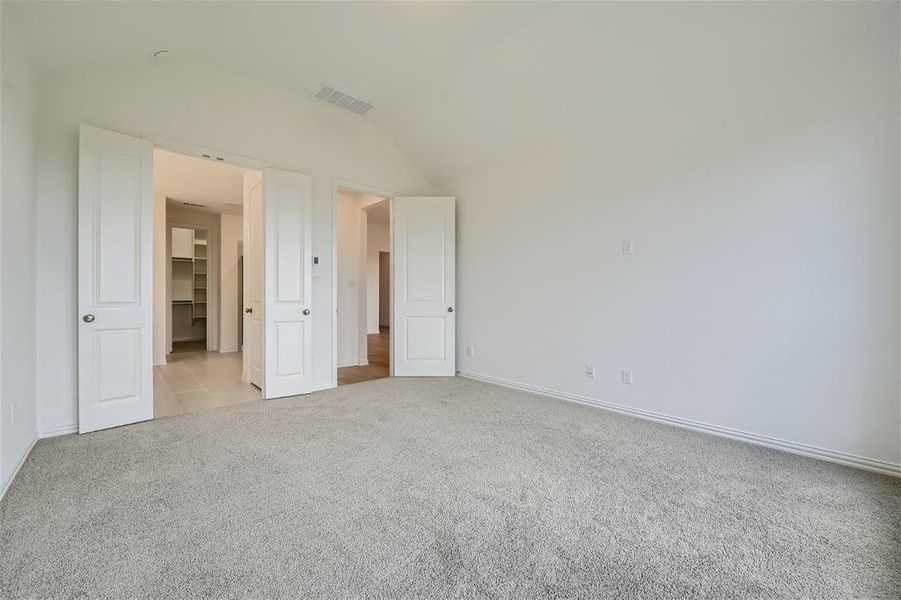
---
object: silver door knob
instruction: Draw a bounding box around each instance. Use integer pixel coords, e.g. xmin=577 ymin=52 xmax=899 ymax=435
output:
xmin=83 ymin=314 xmax=95 ymax=323
xmin=447 ymin=307 xmax=454 ymax=313
xmin=245 ymin=307 xmax=252 ymax=314
xmin=303 ymin=309 xmax=311 ymax=315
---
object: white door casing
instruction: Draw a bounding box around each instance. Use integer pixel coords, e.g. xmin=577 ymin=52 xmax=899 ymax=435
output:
xmin=78 ymin=125 xmax=153 ymax=433
xmin=245 ymin=178 xmax=264 ymax=388
xmin=392 ymin=197 xmax=456 ymax=377
xmin=263 ymin=168 xmax=313 ymax=398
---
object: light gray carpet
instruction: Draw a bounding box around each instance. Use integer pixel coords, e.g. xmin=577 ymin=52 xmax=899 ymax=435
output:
xmin=1 ymin=377 xmax=899 ymax=599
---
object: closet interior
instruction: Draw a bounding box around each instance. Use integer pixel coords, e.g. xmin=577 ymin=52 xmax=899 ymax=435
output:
xmin=171 ymin=225 xmax=208 ymax=346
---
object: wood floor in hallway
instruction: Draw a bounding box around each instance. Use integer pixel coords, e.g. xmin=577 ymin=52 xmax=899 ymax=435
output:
xmin=337 ymin=327 xmax=389 ymax=385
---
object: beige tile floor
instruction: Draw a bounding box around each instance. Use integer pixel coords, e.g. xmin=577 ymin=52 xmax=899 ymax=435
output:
xmin=153 ymin=348 xmax=261 ymax=419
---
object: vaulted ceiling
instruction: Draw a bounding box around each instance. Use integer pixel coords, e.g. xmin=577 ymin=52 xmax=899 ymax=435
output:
xmin=6 ymin=1 xmax=895 ymax=187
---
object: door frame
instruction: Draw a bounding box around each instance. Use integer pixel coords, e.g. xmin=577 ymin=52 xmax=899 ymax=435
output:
xmin=241 ymin=171 xmax=264 ymax=387
xmin=331 ymin=179 xmax=395 ymax=387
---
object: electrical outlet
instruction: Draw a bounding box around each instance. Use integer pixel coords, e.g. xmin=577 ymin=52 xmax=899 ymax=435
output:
xmin=585 ymin=363 xmax=596 ymax=378
xmin=621 ymin=368 xmax=633 ymax=385
xmin=466 ymin=345 xmax=474 ymax=357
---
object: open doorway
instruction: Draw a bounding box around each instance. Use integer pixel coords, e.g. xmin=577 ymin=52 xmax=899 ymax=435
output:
xmin=152 ymin=149 xmax=262 ymax=418
xmin=336 ymin=187 xmax=391 ymax=385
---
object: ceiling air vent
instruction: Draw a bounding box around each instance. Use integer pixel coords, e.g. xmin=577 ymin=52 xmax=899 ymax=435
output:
xmin=313 ymin=85 xmax=374 ymax=116
xmin=182 ymin=201 xmax=205 ymax=208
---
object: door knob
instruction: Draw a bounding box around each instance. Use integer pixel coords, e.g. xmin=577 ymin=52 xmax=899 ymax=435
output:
xmin=303 ymin=309 xmax=311 ymax=315
xmin=245 ymin=307 xmax=252 ymax=314
xmin=447 ymin=307 xmax=454 ymax=313
xmin=83 ymin=314 xmax=95 ymax=323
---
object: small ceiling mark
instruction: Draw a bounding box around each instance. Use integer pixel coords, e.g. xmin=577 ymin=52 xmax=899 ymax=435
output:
xmin=153 ymin=49 xmax=170 ymax=59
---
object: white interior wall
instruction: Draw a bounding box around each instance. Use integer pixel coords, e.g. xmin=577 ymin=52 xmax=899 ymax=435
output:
xmin=357 ymin=195 xmax=387 ymax=363
xmin=446 ymin=12 xmax=901 ymax=467
xmin=241 ymin=169 xmax=262 ymax=381
xmin=337 ymin=192 xmax=390 ymax=368
xmin=219 ymin=213 xmax=243 ymax=353
xmin=378 ymin=252 xmax=390 ymax=328
xmin=34 ymin=57 xmax=429 ymax=434
xmin=366 ymin=221 xmax=388 ymax=334
xmin=357 ymin=203 xmax=369 ymax=366
xmin=336 ymin=190 xmax=362 ymax=368
xmin=151 ymin=189 xmax=167 ymax=364
xmin=0 ymin=18 xmax=38 ymax=491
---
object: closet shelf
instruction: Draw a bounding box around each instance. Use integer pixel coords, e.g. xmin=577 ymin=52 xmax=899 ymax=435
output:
xmin=171 ymin=225 xmax=210 ymax=337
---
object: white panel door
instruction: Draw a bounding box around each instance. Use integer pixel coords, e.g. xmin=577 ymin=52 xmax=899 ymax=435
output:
xmin=245 ymin=179 xmax=264 ymax=388
xmin=392 ymin=197 xmax=456 ymax=376
xmin=78 ymin=125 xmax=153 ymax=433
xmin=263 ymin=168 xmax=313 ymax=398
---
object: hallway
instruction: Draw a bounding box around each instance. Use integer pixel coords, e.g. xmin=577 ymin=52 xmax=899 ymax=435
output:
xmin=337 ymin=327 xmax=389 ymax=385
xmin=153 ymin=346 xmax=260 ymax=418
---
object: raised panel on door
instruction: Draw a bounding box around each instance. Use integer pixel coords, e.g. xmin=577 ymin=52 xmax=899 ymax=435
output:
xmin=263 ymin=168 xmax=313 ymax=398
xmin=404 ymin=212 xmax=446 ymax=302
xmin=392 ymin=197 xmax=456 ymax=377
xmin=78 ymin=125 xmax=153 ymax=433
xmin=404 ymin=316 xmax=446 ymax=360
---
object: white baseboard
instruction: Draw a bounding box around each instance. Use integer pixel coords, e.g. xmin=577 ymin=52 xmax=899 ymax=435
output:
xmin=314 ymin=382 xmax=337 ymax=392
xmin=219 ymin=347 xmax=238 ymax=354
xmin=458 ymin=370 xmax=901 ymax=478
xmin=0 ymin=436 xmax=37 ymax=504
xmin=38 ymin=423 xmax=78 ymax=438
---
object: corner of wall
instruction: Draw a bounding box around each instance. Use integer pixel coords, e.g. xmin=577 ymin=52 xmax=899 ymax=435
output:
xmin=0 ymin=9 xmax=40 ymax=499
